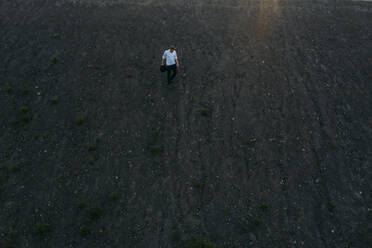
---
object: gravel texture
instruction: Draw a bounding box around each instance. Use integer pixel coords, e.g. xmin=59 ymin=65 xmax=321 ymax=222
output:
xmin=0 ymin=0 xmax=371 ymax=247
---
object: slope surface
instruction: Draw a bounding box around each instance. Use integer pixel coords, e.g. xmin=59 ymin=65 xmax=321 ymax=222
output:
xmin=0 ymin=0 xmax=371 ymax=247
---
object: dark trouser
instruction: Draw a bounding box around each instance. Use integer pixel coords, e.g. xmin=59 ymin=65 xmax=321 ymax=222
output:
xmin=166 ymin=64 xmax=177 ymax=83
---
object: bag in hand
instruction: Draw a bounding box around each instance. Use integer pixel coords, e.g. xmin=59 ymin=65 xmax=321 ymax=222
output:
xmin=160 ymin=65 xmax=166 ymax=72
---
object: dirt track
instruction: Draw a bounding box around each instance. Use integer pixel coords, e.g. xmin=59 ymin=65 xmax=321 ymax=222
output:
xmin=0 ymin=0 xmax=372 ymax=247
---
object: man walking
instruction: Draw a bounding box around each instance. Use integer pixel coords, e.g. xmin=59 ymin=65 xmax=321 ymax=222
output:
xmin=161 ymin=45 xmax=179 ymax=84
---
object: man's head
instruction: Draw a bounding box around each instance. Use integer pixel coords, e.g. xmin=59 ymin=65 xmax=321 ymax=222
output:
xmin=170 ymin=45 xmax=175 ymax=52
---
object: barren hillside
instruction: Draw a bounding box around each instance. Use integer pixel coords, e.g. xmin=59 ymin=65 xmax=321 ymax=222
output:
xmin=0 ymin=0 xmax=371 ymax=247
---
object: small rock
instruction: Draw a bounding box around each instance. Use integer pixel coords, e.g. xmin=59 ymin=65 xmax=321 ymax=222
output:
xmin=249 ymin=233 xmax=257 ymax=241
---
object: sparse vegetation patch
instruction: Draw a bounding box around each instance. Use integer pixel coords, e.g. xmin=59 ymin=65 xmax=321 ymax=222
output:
xmin=150 ymin=145 xmax=162 ymax=155
xmin=109 ymin=192 xmax=119 ymax=201
xmin=6 ymin=86 xmax=13 ymax=94
xmin=328 ymin=202 xmax=336 ymax=212
xmin=184 ymin=237 xmax=216 ymax=248
xmin=79 ymin=225 xmax=91 ymax=237
xmin=76 ymin=116 xmax=85 ymax=125
xmin=20 ymin=106 xmax=30 ymax=113
xmin=9 ymin=163 xmax=20 ymax=172
xmin=21 ymin=88 xmax=31 ymax=96
xmin=34 ymin=222 xmax=51 ymax=237
xmin=87 ymin=144 xmax=96 ymax=151
xmin=236 ymin=216 xmax=260 ymax=233
xmin=51 ymin=56 xmax=59 ymax=64
xmin=77 ymin=201 xmax=87 ymax=210
xmin=259 ymin=203 xmax=269 ymax=212
xmin=49 ymin=97 xmax=58 ymax=104
xmin=200 ymin=108 xmax=209 ymax=116
xmin=21 ymin=114 xmax=32 ymax=124
xmin=89 ymin=205 xmax=102 ymax=220
xmin=50 ymin=33 xmax=61 ymax=39
xmin=193 ymin=180 xmax=204 ymax=191
xmin=88 ymin=155 xmax=96 ymax=164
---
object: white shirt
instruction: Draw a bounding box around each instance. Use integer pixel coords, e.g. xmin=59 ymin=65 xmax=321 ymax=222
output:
xmin=162 ymin=49 xmax=178 ymax=66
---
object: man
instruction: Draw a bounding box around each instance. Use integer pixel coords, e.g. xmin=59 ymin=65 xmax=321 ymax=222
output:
xmin=161 ymin=45 xmax=179 ymax=84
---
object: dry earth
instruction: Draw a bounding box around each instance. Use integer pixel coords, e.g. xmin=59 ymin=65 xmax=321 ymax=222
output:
xmin=0 ymin=0 xmax=371 ymax=247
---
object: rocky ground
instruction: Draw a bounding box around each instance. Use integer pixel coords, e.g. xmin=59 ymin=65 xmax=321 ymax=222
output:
xmin=0 ymin=0 xmax=371 ymax=247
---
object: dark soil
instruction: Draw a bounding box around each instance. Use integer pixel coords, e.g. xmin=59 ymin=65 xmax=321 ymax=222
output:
xmin=0 ymin=0 xmax=372 ymax=247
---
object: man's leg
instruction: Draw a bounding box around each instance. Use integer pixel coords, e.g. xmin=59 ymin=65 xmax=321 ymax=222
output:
xmin=167 ymin=66 xmax=172 ymax=83
xmin=170 ymin=65 xmax=177 ymax=81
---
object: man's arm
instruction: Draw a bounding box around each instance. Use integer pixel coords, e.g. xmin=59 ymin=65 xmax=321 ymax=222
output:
xmin=161 ymin=51 xmax=166 ymax=65
xmin=174 ymin=51 xmax=179 ymax=67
